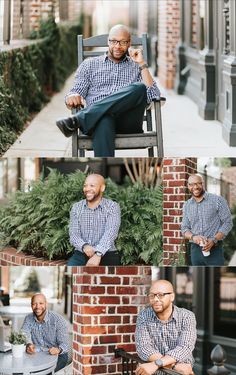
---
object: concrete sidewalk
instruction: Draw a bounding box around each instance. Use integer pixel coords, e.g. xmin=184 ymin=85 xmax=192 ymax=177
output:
xmin=4 ymin=73 xmax=236 ymax=157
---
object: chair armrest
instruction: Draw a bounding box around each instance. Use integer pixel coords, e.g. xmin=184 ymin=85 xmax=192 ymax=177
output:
xmin=152 ymin=97 xmax=166 ymax=106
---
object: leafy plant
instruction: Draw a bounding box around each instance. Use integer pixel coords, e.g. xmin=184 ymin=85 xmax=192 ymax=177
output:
xmin=9 ymin=331 xmax=27 ymax=345
xmin=0 ymin=169 xmax=163 ymax=265
xmin=0 ymin=17 xmax=82 ymax=155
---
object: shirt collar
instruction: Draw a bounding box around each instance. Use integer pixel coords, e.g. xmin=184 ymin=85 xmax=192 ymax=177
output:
xmin=83 ymin=197 xmax=105 ymax=210
xmin=151 ymin=304 xmax=177 ymax=323
xmin=190 ymin=190 xmax=208 ymax=203
xmin=33 ymin=310 xmax=48 ymax=323
xmin=103 ymin=52 xmax=130 ymax=63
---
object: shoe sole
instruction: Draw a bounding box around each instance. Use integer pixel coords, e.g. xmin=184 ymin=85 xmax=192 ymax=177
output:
xmin=56 ymin=121 xmax=73 ymax=138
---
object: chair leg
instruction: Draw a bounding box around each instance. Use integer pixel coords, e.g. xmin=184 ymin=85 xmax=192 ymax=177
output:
xmin=154 ymin=101 xmax=164 ymax=157
xmin=72 ymin=131 xmax=78 ymax=157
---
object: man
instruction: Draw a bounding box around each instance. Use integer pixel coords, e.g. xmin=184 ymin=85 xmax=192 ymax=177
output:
xmin=21 ymin=293 xmax=69 ymax=372
xmin=181 ymin=173 xmax=233 ymax=266
xmin=56 ymin=24 xmax=160 ymax=157
xmin=68 ymin=173 xmax=121 ymax=266
xmin=135 ymin=280 xmax=196 ymax=375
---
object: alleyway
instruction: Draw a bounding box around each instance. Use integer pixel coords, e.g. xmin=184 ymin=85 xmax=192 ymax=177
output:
xmin=4 ymin=73 xmax=236 ymax=158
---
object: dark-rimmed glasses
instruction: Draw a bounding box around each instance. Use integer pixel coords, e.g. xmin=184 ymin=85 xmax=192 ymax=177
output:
xmin=188 ymin=182 xmax=203 ymax=187
xmin=148 ymin=292 xmax=173 ymax=300
xmin=108 ymin=39 xmax=129 ymax=46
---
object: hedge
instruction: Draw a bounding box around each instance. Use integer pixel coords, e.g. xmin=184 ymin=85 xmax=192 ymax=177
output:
xmin=0 ymin=169 xmax=163 ymax=265
xmin=0 ymin=17 xmax=82 ymax=155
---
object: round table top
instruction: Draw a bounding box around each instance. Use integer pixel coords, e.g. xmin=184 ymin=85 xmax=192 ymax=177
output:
xmin=0 ymin=350 xmax=58 ymax=373
xmin=0 ymin=305 xmax=32 ymax=316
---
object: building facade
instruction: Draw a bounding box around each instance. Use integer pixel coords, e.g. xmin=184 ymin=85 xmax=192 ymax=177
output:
xmin=175 ymin=0 xmax=236 ymax=146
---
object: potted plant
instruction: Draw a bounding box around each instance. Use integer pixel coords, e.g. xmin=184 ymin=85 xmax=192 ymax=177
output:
xmin=9 ymin=331 xmax=27 ymax=358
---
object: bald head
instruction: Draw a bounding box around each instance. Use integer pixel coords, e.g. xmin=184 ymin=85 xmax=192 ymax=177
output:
xmin=187 ymin=173 xmax=204 ymax=199
xmin=149 ymin=280 xmax=174 ymax=294
xmin=85 ymin=174 xmax=105 ymax=185
xmin=31 ymin=293 xmax=47 ymax=321
xmin=31 ymin=293 xmax=46 ymax=304
xmin=83 ymin=174 xmax=106 ymax=205
xmin=149 ymin=280 xmax=175 ymax=317
xmin=108 ymin=24 xmax=130 ymax=40
xmin=188 ymin=174 xmax=204 ymax=185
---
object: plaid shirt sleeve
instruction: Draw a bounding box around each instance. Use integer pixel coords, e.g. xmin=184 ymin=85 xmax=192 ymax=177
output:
xmin=65 ymin=60 xmax=91 ymax=101
xmin=55 ymin=314 xmax=70 ymax=354
xmin=181 ymin=202 xmax=191 ymax=234
xmin=135 ymin=312 xmax=162 ymax=361
xmin=165 ymin=310 xmax=197 ymax=363
xmin=69 ymin=203 xmax=86 ymax=252
xmin=216 ymin=196 xmax=233 ymax=237
xmin=21 ymin=315 xmax=33 ymax=344
xmin=94 ymin=202 xmax=121 ymax=256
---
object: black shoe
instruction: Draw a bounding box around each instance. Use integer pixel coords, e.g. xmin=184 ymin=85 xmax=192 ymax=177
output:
xmin=56 ymin=115 xmax=79 ymax=138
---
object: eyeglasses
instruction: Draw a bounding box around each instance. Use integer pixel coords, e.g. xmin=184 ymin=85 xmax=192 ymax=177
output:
xmin=148 ymin=292 xmax=173 ymax=300
xmin=108 ymin=39 xmax=129 ymax=46
xmin=188 ymin=182 xmax=203 ymax=187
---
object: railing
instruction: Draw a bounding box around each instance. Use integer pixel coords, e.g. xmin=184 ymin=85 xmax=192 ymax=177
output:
xmin=114 ymin=348 xmax=182 ymax=375
xmin=115 ymin=345 xmax=231 ymax=375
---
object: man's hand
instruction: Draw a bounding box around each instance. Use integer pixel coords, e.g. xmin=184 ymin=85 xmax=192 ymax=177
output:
xmin=135 ymin=362 xmax=158 ymax=375
xmin=129 ymin=48 xmax=145 ymax=65
xmin=86 ymin=253 xmax=102 ymax=266
xmin=83 ymin=245 xmax=96 ymax=258
xmin=192 ymin=235 xmax=206 ymax=245
xmin=66 ymin=94 xmax=83 ymax=109
xmin=48 ymin=347 xmax=61 ymax=355
xmin=174 ymin=363 xmax=194 ymax=375
xmin=26 ymin=343 xmax=36 ymax=354
xmin=203 ymin=239 xmax=215 ymax=252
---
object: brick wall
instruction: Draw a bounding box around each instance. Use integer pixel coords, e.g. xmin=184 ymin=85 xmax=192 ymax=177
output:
xmin=163 ymin=158 xmax=197 ymax=265
xmin=158 ymin=0 xmax=180 ymax=89
xmin=191 ymin=0 xmax=198 ymax=47
xmin=73 ymin=266 xmax=151 ymax=375
xmin=12 ymin=0 xmax=21 ymax=39
xmin=0 ymin=247 xmax=66 ymax=266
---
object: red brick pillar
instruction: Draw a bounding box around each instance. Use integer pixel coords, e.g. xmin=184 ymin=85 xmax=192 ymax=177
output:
xmin=73 ymin=266 xmax=151 ymax=375
xmin=163 ymin=158 xmax=197 ymax=265
xmin=158 ymin=0 xmax=180 ymax=89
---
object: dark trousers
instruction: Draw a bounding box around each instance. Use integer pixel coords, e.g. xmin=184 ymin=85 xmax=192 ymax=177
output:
xmin=77 ymin=82 xmax=147 ymax=156
xmin=67 ymin=250 xmax=121 ymax=266
xmin=55 ymin=353 xmax=68 ymax=372
xmin=190 ymin=242 xmax=224 ymax=266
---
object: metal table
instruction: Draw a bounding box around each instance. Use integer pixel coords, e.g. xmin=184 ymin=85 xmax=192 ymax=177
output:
xmin=0 ymin=351 xmax=58 ymax=375
xmin=0 ymin=306 xmax=31 ymax=331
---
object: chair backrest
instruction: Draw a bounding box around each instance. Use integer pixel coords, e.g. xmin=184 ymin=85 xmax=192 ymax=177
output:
xmin=77 ymin=33 xmax=148 ymax=65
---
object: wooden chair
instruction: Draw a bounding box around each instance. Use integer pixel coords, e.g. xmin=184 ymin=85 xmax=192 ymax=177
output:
xmin=71 ymin=33 xmax=166 ymax=157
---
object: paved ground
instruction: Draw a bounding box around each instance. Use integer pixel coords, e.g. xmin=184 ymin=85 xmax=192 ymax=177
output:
xmin=4 ymin=73 xmax=236 ymax=158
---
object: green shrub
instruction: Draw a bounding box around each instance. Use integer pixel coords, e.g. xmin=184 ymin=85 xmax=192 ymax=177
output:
xmin=0 ymin=17 xmax=82 ymax=155
xmin=0 ymin=169 xmax=163 ymax=265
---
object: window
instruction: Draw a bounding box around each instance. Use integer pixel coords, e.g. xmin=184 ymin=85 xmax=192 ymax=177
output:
xmin=213 ymin=268 xmax=236 ymax=339
xmin=175 ymin=267 xmax=193 ymax=310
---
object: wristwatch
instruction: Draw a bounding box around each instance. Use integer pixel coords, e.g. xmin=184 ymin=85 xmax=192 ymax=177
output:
xmin=95 ymin=251 xmax=103 ymax=257
xmin=139 ymin=63 xmax=148 ymax=71
xmin=155 ymin=358 xmax=164 ymax=368
xmin=213 ymin=237 xmax=218 ymax=245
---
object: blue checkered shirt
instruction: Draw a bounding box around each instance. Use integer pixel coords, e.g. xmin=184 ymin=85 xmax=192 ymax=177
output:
xmin=21 ymin=310 xmax=69 ymax=354
xmin=135 ymin=305 xmax=196 ymax=364
xmin=69 ymin=198 xmax=121 ymax=255
xmin=181 ymin=192 xmax=232 ymax=239
xmin=66 ymin=53 xmax=160 ymax=106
